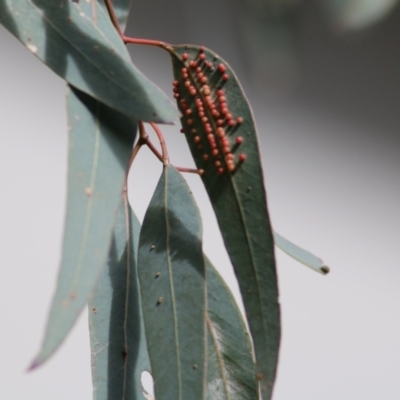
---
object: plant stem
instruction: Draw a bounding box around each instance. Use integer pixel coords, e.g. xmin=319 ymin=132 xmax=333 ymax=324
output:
xmin=103 ymin=0 xmax=170 ymax=49
xmin=103 ymin=0 xmax=124 ymax=38
xmin=150 ymin=123 xmax=169 ymax=165
xmin=123 ymin=37 xmax=169 ymax=49
xmin=176 ymin=167 xmax=204 ymax=176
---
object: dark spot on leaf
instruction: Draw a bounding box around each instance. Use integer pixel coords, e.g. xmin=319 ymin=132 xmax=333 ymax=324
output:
xmin=321 ymin=266 xmax=330 ymax=274
xmin=155 ymin=272 xmax=161 ymax=278
xmin=122 ymin=349 xmax=127 ymax=362
xmin=150 ymin=245 xmax=155 ymax=251
xmin=192 ymin=364 xmax=198 ymax=370
xmin=156 ymin=296 xmax=163 ymax=306
xmin=247 ymin=186 xmax=252 ymax=192
xmin=92 ymin=308 xmax=97 ymax=314
xmin=257 ymin=373 xmax=264 ymax=381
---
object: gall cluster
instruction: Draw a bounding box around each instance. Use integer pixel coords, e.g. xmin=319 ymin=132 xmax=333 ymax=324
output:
xmin=173 ymin=46 xmax=246 ymax=175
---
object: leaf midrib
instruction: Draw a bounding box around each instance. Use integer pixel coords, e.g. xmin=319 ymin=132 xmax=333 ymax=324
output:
xmin=122 ymin=193 xmax=131 ymax=400
xmin=206 ymin=315 xmax=231 ymax=400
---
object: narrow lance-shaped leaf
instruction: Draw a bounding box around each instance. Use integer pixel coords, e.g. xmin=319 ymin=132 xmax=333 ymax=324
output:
xmin=138 ymin=165 xmax=206 ymax=400
xmin=0 ymin=0 xmax=177 ymax=123
xmin=30 ymin=88 xmax=137 ymax=368
xmin=206 ymin=257 xmax=258 ymax=400
xmin=274 ymin=232 xmax=330 ymax=275
xmin=169 ymin=45 xmax=280 ymax=399
xmin=320 ymin=0 xmax=397 ymax=30
xmin=89 ymin=195 xmax=150 ymax=400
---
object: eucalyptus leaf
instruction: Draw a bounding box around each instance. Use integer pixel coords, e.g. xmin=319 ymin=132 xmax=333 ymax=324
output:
xmin=138 ymin=165 xmax=206 ymax=400
xmin=274 ymin=232 xmax=330 ymax=275
xmin=169 ymin=45 xmax=280 ymax=399
xmin=89 ymin=195 xmax=150 ymax=400
xmin=0 ymin=0 xmax=177 ymax=122
xmin=206 ymin=257 xmax=258 ymax=400
xmin=30 ymin=87 xmax=136 ymax=368
xmin=320 ymin=0 xmax=398 ymax=30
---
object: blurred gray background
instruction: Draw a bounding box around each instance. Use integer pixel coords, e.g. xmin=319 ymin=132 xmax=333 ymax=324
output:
xmin=1 ymin=1 xmax=400 ymax=399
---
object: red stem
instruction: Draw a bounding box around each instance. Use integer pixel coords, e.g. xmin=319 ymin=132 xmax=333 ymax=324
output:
xmin=103 ymin=0 xmax=125 ymax=38
xmin=123 ymin=37 xmax=169 ymax=49
xmin=150 ymin=123 xmax=169 ymax=165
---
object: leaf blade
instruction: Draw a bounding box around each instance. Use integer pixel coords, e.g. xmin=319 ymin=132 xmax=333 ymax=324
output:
xmin=0 ymin=0 xmax=177 ymax=122
xmin=89 ymin=196 xmax=150 ymax=400
xmin=30 ymin=87 xmax=136 ymax=367
xmin=274 ymin=232 xmax=330 ymax=275
xmin=206 ymin=257 xmax=258 ymax=400
xmin=138 ymin=165 xmax=206 ymax=400
xmin=320 ymin=0 xmax=397 ymax=30
xmin=169 ymin=45 xmax=280 ymax=399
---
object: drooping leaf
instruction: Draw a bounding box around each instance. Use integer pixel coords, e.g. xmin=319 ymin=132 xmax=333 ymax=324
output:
xmin=320 ymin=0 xmax=398 ymax=30
xmin=0 ymin=0 xmax=177 ymax=123
xmin=274 ymin=232 xmax=330 ymax=275
xmin=30 ymin=87 xmax=136 ymax=368
xmin=89 ymin=195 xmax=150 ymax=400
xmin=169 ymin=45 xmax=280 ymax=399
xmin=206 ymin=257 xmax=258 ymax=400
xmin=138 ymin=165 xmax=206 ymax=400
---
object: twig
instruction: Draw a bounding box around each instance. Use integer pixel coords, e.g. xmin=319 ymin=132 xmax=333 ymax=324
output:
xmin=176 ymin=167 xmax=204 ymax=176
xmin=150 ymin=123 xmax=169 ymax=165
xmin=103 ymin=0 xmax=124 ymax=38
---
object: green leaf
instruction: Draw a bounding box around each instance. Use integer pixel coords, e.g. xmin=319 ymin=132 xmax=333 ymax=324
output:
xmin=138 ymin=165 xmax=206 ymax=400
xmin=0 ymin=0 xmax=177 ymax=123
xmin=169 ymin=45 xmax=280 ymax=399
xmin=89 ymin=195 xmax=150 ymax=400
xmin=30 ymin=87 xmax=136 ymax=368
xmin=320 ymin=0 xmax=398 ymax=30
xmin=206 ymin=257 xmax=258 ymax=400
xmin=274 ymin=232 xmax=330 ymax=275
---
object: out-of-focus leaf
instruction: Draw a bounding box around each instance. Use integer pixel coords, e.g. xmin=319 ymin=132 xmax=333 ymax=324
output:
xmin=0 ymin=0 xmax=177 ymax=123
xmin=89 ymin=196 xmax=150 ymax=400
xmin=206 ymin=257 xmax=258 ymax=400
xmin=169 ymin=45 xmax=280 ymax=400
xmin=30 ymin=88 xmax=136 ymax=368
xmin=274 ymin=232 xmax=330 ymax=275
xmin=138 ymin=165 xmax=206 ymax=400
xmin=241 ymin=0 xmax=301 ymax=16
xmin=320 ymin=0 xmax=398 ymax=30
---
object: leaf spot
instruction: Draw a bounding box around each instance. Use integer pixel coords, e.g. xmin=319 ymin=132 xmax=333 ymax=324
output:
xmin=321 ymin=266 xmax=330 ymax=274
xmin=92 ymin=308 xmax=97 ymax=314
xmin=156 ymin=296 xmax=163 ymax=306
xmin=155 ymin=272 xmax=161 ymax=278
xmin=192 ymin=364 xmax=198 ymax=370
xmin=150 ymin=245 xmax=155 ymax=251
xmin=85 ymin=187 xmax=93 ymax=197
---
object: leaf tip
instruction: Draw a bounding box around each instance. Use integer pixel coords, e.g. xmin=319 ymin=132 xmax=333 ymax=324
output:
xmin=26 ymin=359 xmax=41 ymax=372
xmin=320 ymin=265 xmax=330 ymax=275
